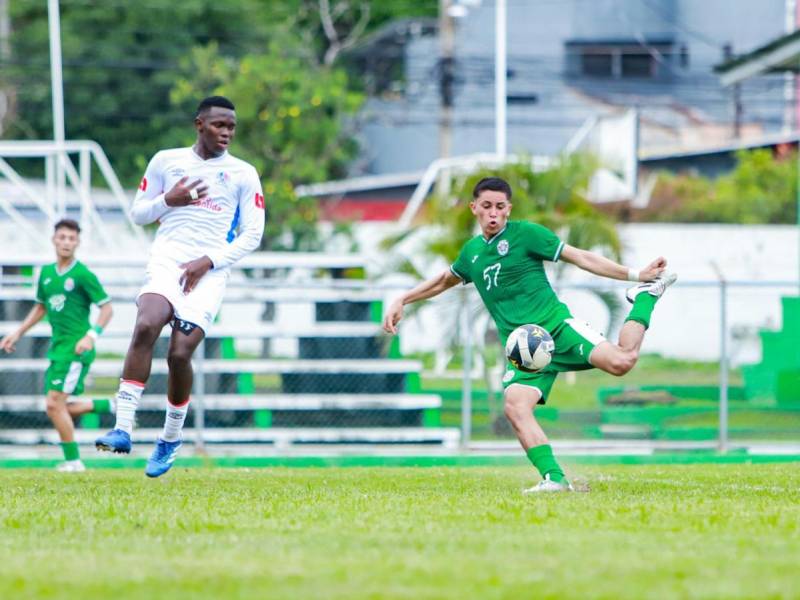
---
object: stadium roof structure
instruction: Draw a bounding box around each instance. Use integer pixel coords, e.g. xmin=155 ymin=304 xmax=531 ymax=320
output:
xmin=715 ymin=29 xmax=800 ymax=86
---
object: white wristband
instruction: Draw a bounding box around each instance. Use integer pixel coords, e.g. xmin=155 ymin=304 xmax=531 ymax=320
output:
xmin=87 ymin=329 xmax=99 ymax=341
xmin=627 ymin=268 xmax=640 ymax=282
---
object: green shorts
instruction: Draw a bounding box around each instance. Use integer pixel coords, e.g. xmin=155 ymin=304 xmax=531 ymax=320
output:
xmin=501 ymin=317 xmax=606 ymax=404
xmin=44 ymin=355 xmax=94 ymax=396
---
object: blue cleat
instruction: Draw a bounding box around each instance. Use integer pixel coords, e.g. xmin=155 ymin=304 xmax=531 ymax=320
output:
xmin=145 ymin=438 xmax=182 ymax=478
xmin=95 ymin=429 xmax=132 ymax=454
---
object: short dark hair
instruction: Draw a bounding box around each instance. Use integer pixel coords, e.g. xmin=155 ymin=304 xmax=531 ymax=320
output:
xmin=54 ymin=218 xmax=80 ymax=234
xmin=196 ymin=96 xmax=235 ymax=118
xmin=472 ymin=177 xmax=512 ymax=201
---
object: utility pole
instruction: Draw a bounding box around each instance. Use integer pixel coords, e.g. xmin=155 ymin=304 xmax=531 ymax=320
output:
xmin=495 ymin=0 xmax=506 ymax=158
xmin=48 ymin=0 xmax=66 ymax=218
xmin=0 ymin=0 xmax=10 ymax=136
xmin=723 ymin=44 xmax=742 ymax=139
xmin=438 ymin=0 xmax=455 ymax=162
xmin=784 ymin=0 xmax=797 ymax=133
xmin=436 ymin=0 xmax=456 ymax=196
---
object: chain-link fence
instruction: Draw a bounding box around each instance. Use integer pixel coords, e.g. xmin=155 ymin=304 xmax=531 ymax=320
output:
xmin=1 ymin=256 xmax=799 ymax=454
xmin=456 ymin=280 xmax=800 ymax=450
xmin=0 ymin=256 xmax=460 ymax=452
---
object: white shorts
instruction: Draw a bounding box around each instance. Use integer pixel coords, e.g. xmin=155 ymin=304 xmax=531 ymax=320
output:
xmin=138 ymin=255 xmax=228 ymax=333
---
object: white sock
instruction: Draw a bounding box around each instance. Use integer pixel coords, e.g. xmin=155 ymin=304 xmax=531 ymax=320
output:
xmin=114 ymin=379 xmax=145 ymax=434
xmin=162 ymin=399 xmax=190 ymax=442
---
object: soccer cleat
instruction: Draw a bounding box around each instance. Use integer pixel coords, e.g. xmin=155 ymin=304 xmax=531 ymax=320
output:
xmin=625 ymin=272 xmax=678 ymax=304
xmin=95 ymin=429 xmax=132 ymax=454
xmin=56 ymin=460 xmax=86 ymax=473
xmin=145 ymin=438 xmax=182 ymax=478
xmin=523 ymin=474 xmax=573 ymax=494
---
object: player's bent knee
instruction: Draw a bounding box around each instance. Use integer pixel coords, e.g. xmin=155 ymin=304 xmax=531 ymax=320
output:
xmin=167 ymin=348 xmax=193 ymax=370
xmin=503 ymin=387 xmax=537 ymax=422
xmin=45 ymin=392 xmax=66 ymax=413
xmin=132 ymin=318 xmax=163 ymax=344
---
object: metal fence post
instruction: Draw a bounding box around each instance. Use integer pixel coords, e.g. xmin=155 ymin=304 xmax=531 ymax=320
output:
xmin=718 ymin=278 xmax=729 ymax=453
xmin=194 ymin=339 xmax=206 ymax=454
xmin=460 ymin=288 xmax=472 ymax=449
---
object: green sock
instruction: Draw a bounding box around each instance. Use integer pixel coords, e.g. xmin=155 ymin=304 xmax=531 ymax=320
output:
xmin=526 ymin=444 xmax=565 ymax=483
xmin=625 ymin=293 xmax=658 ymax=329
xmin=92 ymin=398 xmax=112 ymax=414
xmin=61 ymin=441 xmax=80 ymax=462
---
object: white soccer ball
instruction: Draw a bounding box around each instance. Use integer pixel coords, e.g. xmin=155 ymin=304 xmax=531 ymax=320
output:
xmin=504 ymin=324 xmax=555 ymax=372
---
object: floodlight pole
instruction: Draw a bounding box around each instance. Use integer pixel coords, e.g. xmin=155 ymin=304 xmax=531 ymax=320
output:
xmin=47 ymin=0 xmax=66 ymax=218
xmin=495 ymin=0 xmax=507 ymax=159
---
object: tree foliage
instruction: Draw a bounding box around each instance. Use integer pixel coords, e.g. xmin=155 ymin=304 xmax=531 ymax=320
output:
xmin=2 ymin=0 xmax=437 ymax=249
xmin=644 ymin=149 xmax=799 ymax=224
xmin=168 ymin=41 xmax=363 ymax=250
xmin=420 ymin=155 xmax=621 ymax=264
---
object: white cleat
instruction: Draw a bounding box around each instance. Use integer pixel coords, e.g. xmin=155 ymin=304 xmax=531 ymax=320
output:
xmin=522 ymin=474 xmax=573 ymax=494
xmin=56 ymin=460 xmax=86 ymax=473
xmin=626 ymin=272 xmax=678 ymax=304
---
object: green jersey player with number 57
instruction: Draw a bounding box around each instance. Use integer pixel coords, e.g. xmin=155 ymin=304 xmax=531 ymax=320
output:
xmin=383 ymin=177 xmax=676 ymax=493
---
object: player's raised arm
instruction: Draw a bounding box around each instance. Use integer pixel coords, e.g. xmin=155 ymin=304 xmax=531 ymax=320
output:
xmin=559 ymin=244 xmax=667 ymax=283
xmin=383 ymin=269 xmax=462 ymax=334
xmin=205 ymin=167 xmax=265 ymax=270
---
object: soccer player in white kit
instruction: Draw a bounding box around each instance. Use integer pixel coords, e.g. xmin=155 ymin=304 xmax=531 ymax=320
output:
xmin=96 ymin=96 xmax=265 ymax=477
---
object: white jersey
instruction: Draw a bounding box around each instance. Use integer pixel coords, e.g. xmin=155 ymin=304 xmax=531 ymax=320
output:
xmin=130 ymin=147 xmax=265 ymax=270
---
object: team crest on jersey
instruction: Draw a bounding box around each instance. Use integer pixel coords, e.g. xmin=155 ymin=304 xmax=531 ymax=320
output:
xmin=216 ymin=171 xmax=230 ymax=186
xmin=64 ymin=278 xmax=75 ymax=292
xmin=49 ymin=294 xmax=66 ymax=312
xmin=497 ymin=240 xmax=509 ymax=256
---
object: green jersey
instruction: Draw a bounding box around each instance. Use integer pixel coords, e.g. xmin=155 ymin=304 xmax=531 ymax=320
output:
xmin=450 ymin=221 xmax=571 ymax=342
xmin=35 ymin=261 xmax=110 ymax=361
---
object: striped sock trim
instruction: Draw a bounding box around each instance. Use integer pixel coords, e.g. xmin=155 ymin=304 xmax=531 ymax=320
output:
xmin=121 ymin=379 xmax=146 ymax=388
xmin=168 ymin=397 xmax=191 ymax=408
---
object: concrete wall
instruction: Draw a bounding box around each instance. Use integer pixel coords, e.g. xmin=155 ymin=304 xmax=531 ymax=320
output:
xmin=359 ymin=222 xmax=800 ymax=366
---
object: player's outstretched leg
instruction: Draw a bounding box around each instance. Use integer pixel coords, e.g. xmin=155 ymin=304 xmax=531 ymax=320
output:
xmin=97 ymin=295 xmax=173 ymax=454
xmin=503 ymin=384 xmax=572 ymax=493
xmin=590 ymin=272 xmax=677 ymax=377
xmin=145 ymin=324 xmax=203 ymax=477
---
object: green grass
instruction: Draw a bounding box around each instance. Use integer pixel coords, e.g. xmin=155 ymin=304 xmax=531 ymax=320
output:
xmin=1 ymin=465 xmax=799 ymax=599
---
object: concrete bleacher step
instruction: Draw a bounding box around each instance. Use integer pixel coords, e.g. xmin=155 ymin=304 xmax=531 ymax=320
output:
xmin=0 ymin=427 xmax=461 ymax=448
xmin=0 ymin=393 xmax=443 ymax=412
xmin=0 ymin=358 xmax=421 ymax=375
xmin=0 ymin=321 xmax=385 ymax=339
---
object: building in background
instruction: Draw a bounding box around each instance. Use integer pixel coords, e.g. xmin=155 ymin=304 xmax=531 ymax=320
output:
xmin=352 ymin=0 xmax=790 ymax=176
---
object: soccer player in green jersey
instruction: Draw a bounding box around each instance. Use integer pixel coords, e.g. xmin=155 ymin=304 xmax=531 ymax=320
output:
xmin=0 ymin=219 xmax=113 ymax=472
xmin=383 ymin=177 xmax=676 ymax=493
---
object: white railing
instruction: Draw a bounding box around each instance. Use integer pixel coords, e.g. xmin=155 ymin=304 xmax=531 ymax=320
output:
xmin=0 ymin=140 xmax=148 ymax=251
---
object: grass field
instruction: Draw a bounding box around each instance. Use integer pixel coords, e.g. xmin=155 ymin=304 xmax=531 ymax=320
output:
xmin=1 ymin=464 xmax=799 ymax=599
